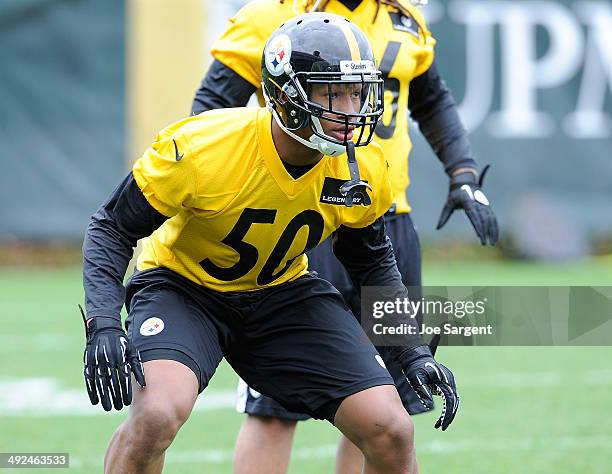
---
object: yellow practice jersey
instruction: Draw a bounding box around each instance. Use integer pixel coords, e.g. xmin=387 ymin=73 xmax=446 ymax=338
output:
xmin=132 ymin=107 xmax=393 ymax=292
xmin=212 ymin=0 xmax=436 ymax=213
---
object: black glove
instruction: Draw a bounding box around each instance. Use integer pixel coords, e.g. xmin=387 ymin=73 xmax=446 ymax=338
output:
xmin=437 ymin=165 xmax=499 ymax=245
xmin=394 ymin=337 xmax=459 ymax=431
xmin=80 ymin=305 xmax=145 ymax=411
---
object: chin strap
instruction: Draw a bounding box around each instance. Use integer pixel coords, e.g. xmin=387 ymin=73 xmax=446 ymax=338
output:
xmin=264 ymin=85 xmax=374 ymax=203
xmin=267 ymin=102 xmax=346 ymax=157
xmin=339 ymin=142 xmax=372 ymax=207
xmin=308 ymin=132 xmax=345 ymax=157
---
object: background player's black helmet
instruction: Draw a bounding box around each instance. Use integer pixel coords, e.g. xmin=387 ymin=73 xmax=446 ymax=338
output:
xmin=261 ymin=12 xmax=384 ymax=157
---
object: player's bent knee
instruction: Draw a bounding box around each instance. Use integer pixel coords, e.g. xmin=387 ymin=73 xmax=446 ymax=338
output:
xmin=126 ymin=403 xmax=187 ymax=453
xmin=361 ymin=412 xmax=414 ymax=459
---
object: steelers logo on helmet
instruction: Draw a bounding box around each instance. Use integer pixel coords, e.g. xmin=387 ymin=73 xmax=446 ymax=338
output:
xmin=264 ymin=34 xmax=292 ymax=76
xmin=261 ymin=11 xmax=384 ymax=200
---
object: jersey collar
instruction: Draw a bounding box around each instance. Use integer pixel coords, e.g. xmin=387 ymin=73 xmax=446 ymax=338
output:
xmin=333 ymin=0 xmax=377 ymax=19
xmin=256 ymin=109 xmax=330 ymax=198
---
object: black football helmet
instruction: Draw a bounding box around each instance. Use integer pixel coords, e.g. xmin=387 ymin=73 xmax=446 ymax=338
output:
xmin=261 ymin=12 xmax=384 ymax=157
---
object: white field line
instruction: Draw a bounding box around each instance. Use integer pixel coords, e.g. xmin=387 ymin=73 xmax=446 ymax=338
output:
xmin=3 ymin=333 xmax=612 ymax=356
xmin=65 ymin=435 xmax=612 ymax=468
xmin=0 ymin=334 xmax=79 ymax=352
xmin=2 ymin=368 xmax=612 ymax=417
xmin=0 ymin=378 xmax=235 ymax=416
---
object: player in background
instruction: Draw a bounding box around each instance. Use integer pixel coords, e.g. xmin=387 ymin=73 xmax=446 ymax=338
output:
xmin=81 ymin=13 xmax=458 ymax=474
xmin=191 ymin=1 xmax=497 ymax=473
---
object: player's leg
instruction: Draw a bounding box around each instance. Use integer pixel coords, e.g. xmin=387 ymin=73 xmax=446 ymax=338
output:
xmin=234 ymin=415 xmax=297 ymax=474
xmin=225 ymin=274 xmax=417 ymax=473
xmin=104 ymin=270 xmax=224 ymax=473
xmin=104 ymin=360 xmax=199 ymax=473
xmin=232 ymin=240 xmax=350 ymax=474
xmin=307 ymin=238 xmax=367 ymax=472
xmin=334 ymin=385 xmax=416 ymax=474
xmin=233 ymin=380 xmax=308 ymax=474
xmin=335 ymin=423 xmax=418 ymax=474
xmin=335 ymin=435 xmax=365 ymax=474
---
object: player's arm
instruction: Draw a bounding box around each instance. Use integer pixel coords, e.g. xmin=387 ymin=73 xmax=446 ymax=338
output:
xmin=191 ymin=60 xmax=257 ymax=115
xmin=191 ymin=0 xmax=273 ymax=115
xmin=333 ymin=218 xmax=459 ymax=429
xmin=333 ymin=217 xmax=404 ymax=290
xmin=408 ymin=60 xmax=498 ymax=245
xmin=81 ymin=172 xmax=168 ymax=411
xmin=84 ymin=173 xmax=168 ymax=318
xmin=408 ymin=60 xmax=475 ymax=176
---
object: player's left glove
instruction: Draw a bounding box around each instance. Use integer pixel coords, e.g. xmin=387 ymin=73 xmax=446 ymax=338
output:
xmin=437 ymin=165 xmax=499 ymax=246
xmin=80 ymin=305 xmax=145 ymax=411
xmin=393 ymin=337 xmax=459 ymax=431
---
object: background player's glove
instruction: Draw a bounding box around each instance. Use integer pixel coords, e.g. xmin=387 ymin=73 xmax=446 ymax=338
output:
xmin=80 ymin=306 xmax=145 ymax=411
xmin=394 ymin=340 xmax=459 ymax=431
xmin=437 ymin=165 xmax=499 ymax=245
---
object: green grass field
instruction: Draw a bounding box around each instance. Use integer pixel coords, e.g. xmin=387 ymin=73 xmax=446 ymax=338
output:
xmin=1 ymin=258 xmax=611 ymax=473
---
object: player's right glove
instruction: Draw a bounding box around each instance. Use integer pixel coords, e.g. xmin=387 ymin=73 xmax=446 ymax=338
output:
xmin=437 ymin=165 xmax=499 ymax=246
xmin=393 ymin=336 xmax=459 ymax=431
xmin=80 ymin=305 xmax=145 ymax=411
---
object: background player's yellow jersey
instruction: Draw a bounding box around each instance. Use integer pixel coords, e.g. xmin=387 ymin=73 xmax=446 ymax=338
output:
xmin=212 ymin=0 xmax=435 ymax=213
xmin=132 ymin=107 xmax=393 ymax=292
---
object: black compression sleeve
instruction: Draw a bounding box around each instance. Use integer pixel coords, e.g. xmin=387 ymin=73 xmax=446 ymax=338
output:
xmin=82 ymin=172 xmax=168 ymax=319
xmin=333 ymin=217 xmax=424 ymax=349
xmin=332 ymin=217 xmax=403 ymax=289
xmin=191 ymin=59 xmax=257 ymax=115
xmin=408 ymin=60 xmax=478 ymax=175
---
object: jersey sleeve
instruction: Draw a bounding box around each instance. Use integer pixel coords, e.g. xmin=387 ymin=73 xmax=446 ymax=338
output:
xmin=399 ymin=0 xmax=437 ymax=77
xmin=210 ymin=1 xmax=272 ymax=88
xmin=191 ymin=60 xmax=257 ymax=115
xmin=132 ymin=132 xmax=198 ymax=217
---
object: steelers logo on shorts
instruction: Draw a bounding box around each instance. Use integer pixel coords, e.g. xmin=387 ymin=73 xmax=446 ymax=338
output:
xmin=140 ymin=317 xmax=165 ymax=336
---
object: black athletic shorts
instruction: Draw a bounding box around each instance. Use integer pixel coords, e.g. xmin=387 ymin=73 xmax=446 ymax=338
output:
xmin=238 ymin=212 xmax=428 ymax=420
xmin=124 ymin=267 xmax=394 ymax=423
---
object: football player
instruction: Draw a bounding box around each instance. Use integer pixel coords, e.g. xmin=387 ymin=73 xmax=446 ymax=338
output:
xmin=192 ymin=1 xmax=496 ymax=473
xmin=81 ymin=13 xmax=458 ymax=474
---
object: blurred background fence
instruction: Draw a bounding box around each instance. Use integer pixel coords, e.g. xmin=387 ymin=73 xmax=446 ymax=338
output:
xmin=1 ymin=0 xmax=610 ymax=260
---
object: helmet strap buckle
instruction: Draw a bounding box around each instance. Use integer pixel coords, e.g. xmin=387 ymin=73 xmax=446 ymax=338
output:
xmin=339 ymin=142 xmax=372 ymax=207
